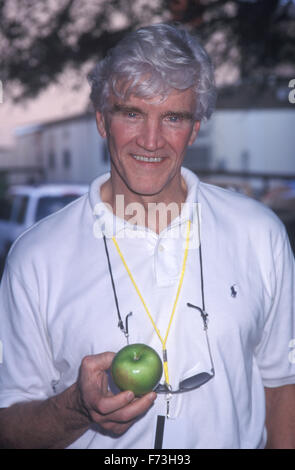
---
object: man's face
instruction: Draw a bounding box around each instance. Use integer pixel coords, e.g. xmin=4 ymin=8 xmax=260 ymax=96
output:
xmin=96 ymin=87 xmax=200 ymax=198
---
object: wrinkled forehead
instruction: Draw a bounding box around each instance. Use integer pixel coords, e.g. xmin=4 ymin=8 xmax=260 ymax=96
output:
xmin=106 ymin=86 xmax=197 ymax=120
xmin=106 ymin=72 xmax=194 ymax=109
xmin=106 ymin=75 xmax=195 ymax=109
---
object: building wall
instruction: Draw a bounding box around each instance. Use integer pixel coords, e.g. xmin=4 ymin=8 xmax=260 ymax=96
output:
xmin=14 ymin=132 xmax=41 ymax=168
xmin=183 ymin=119 xmax=213 ymax=170
xmin=0 ymin=147 xmax=14 ymax=168
xmin=41 ymin=116 xmax=109 ymax=184
xmin=210 ymin=109 xmax=295 ymax=174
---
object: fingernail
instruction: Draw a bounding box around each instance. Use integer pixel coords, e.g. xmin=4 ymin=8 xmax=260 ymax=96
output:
xmin=148 ymin=392 xmax=157 ymax=401
xmin=127 ymin=391 xmax=135 ymax=401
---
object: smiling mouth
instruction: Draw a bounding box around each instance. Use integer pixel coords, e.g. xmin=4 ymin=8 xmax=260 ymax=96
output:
xmin=131 ymin=154 xmax=164 ymax=163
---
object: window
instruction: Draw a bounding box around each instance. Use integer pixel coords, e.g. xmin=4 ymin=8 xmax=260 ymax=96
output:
xmin=48 ymin=152 xmax=55 ymax=170
xmin=0 ymin=197 xmax=12 ymax=220
xmin=183 ymin=146 xmax=211 ymax=171
xmin=63 ymin=149 xmax=71 ymax=169
xmin=14 ymin=196 xmax=29 ymax=224
xmin=35 ymin=195 xmax=79 ymax=222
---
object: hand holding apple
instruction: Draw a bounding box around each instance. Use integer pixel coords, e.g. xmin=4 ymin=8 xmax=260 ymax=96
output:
xmin=76 ymin=351 xmax=157 ymax=436
xmin=111 ymin=343 xmax=163 ymax=396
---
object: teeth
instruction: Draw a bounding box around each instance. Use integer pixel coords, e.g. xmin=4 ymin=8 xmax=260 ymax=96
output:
xmin=132 ymin=155 xmax=163 ymax=162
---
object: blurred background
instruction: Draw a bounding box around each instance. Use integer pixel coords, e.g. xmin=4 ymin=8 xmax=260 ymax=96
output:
xmin=0 ymin=0 xmax=295 ymax=275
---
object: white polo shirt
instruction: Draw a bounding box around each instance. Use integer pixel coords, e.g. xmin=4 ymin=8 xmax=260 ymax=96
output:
xmin=0 ymin=167 xmax=294 ymax=449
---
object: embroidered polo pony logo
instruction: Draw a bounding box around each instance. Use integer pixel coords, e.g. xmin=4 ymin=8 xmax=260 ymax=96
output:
xmin=230 ymin=284 xmax=238 ymax=298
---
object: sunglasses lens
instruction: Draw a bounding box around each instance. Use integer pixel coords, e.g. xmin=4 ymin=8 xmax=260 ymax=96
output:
xmin=154 ymin=371 xmax=214 ymax=394
xmin=154 ymin=383 xmax=170 ymax=393
xmin=179 ymin=372 xmax=213 ymax=390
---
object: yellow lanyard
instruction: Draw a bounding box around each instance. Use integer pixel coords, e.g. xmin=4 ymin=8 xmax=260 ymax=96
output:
xmin=111 ymin=220 xmax=191 ymax=387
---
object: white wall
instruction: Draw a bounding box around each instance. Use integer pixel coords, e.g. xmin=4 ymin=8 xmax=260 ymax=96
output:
xmin=0 ymin=147 xmax=14 ymax=168
xmin=210 ymin=109 xmax=295 ymax=174
xmin=41 ymin=117 xmax=109 ymax=184
xmin=76 ymin=119 xmax=110 ymax=182
xmin=13 ymin=133 xmax=41 ymax=168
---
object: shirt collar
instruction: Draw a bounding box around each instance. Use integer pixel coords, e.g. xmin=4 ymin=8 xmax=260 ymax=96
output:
xmin=89 ymin=167 xmax=200 ymax=239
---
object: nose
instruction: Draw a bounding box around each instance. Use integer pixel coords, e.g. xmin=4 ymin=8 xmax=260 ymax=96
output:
xmin=136 ymin=118 xmax=165 ymax=151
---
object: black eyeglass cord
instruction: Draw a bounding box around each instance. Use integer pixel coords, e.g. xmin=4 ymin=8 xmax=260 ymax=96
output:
xmin=196 ymin=201 xmax=205 ymax=312
xmin=103 ymin=234 xmax=125 ymax=332
xmin=198 ymin=238 xmax=206 ymax=312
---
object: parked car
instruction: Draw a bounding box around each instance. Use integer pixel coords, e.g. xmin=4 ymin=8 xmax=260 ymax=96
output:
xmin=0 ymin=183 xmax=88 ymax=278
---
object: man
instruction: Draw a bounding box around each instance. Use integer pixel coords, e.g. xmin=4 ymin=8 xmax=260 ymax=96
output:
xmin=0 ymin=23 xmax=294 ymax=449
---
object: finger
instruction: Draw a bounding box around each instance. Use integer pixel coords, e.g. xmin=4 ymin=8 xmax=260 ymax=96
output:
xmin=96 ymin=393 xmax=157 ymax=435
xmin=96 ymin=389 xmax=136 ymax=415
xmin=99 ymin=391 xmax=157 ymax=420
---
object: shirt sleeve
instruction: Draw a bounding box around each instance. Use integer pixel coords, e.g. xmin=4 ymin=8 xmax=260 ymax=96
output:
xmin=255 ymin=229 xmax=295 ymax=388
xmin=0 ymin=261 xmax=60 ymax=408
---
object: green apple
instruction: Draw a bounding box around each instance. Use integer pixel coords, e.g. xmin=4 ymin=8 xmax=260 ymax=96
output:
xmin=111 ymin=343 xmax=163 ymax=396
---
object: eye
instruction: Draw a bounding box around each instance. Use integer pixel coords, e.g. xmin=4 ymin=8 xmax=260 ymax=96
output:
xmin=165 ymin=114 xmax=184 ymax=124
xmin=127 ymin=111 xmax=137 ymax=118
xmin=120 ymin=109 xmax=143 ymax=122
xmin=168 ymin=115 xmax=179 ymax=122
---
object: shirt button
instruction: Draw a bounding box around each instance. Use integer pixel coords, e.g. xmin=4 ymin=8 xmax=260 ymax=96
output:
xmin=159 ymin=244 xmax=165 ymax=252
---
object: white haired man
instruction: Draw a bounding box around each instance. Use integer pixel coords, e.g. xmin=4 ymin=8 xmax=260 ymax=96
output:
xmin=0 ymin=24 xmax=294 ymax=449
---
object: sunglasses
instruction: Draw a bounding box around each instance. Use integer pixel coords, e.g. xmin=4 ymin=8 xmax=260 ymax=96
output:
xmin=154 ymin=303 xmax=215 ymax=394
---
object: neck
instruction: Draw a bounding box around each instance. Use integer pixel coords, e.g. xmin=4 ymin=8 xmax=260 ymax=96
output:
xmin=100 ymin=174 xmax=187 ymax=234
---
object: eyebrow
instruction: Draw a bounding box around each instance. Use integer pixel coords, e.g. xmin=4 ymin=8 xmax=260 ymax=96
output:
xmin=162 ymin=110 xmax=194 ymax=121
xmin=111 ymin=104 xmax=143 ymax=114
xmin=111 ymin=104 xmax=194 ymax=121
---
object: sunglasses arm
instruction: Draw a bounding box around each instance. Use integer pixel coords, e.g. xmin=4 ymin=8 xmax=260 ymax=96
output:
xmin=187 ymin=303 xmax=209 ymax=330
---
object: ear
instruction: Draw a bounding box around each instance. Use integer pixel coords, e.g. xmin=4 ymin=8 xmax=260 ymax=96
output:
xmin=95 ymin=111 xmax=107 ymax=138
xmin=188 ymin=121 xmax=201 ymax=146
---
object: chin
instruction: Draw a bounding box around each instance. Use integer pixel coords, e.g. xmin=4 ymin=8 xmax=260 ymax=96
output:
xmin=126 ymin=176 xmax=169 ymax=197
xmin=128 ymin=184 xmax=164 ymax=197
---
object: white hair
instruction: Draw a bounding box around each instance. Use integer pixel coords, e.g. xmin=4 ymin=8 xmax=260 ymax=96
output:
xmin=88 ymin=23 xmax=217 ymax=121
